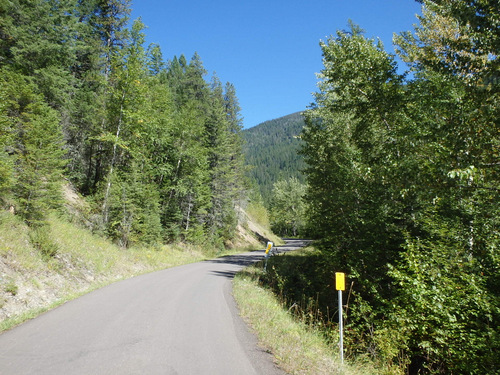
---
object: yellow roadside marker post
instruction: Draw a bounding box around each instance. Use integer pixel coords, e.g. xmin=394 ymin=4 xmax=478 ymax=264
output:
xmin=336 ymin=272 xmax=345 ymax=365
xmin=264 ymin=241 xmax=273 ymax=272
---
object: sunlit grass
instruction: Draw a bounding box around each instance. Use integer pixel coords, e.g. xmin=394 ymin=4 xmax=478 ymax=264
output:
xmin=0 ymin=211 xmax=251 ymax=332
xmin=233 ymin=265 xmax=384 ymax=375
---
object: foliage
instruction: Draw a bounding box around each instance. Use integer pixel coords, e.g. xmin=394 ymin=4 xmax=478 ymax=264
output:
xmin=245 ymin=188 xmax=271 ymax=229
xmin=0 ymin=1 xmax=247 ymax=247
xmin=0 ymin=69 xmax=66 ymax=225
xmin=234 ymin=265 xmax=357 ymax=375
xmin=301 ymin=4 xmax=499 ymax=373
xmin=269 ymin=177 xmax=307 ymax=237
xmin=29 ymin=224 xmax=59 ymax=259
xmin=257 ymin=247 xmax=405 ymax=374
xmin=0 ymin=209 xmax=250 ymax=332
xmin=0 ymin=77 xmax=13 ymax=200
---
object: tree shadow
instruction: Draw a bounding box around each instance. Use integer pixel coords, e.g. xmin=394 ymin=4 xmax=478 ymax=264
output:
xmin=206 ymin=239 xmax=312 ymax=279
xmin=207 ymin=252 xmax=265 ymax=279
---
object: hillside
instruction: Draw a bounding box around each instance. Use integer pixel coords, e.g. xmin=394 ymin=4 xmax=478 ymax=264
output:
xmin=242 ymin=112 xmax=306 ymax=205
xmin=0 ymin=184 xmax=281 ymax=330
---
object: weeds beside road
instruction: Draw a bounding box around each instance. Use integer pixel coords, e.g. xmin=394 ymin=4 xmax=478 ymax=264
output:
xmin=233 ymin=246 xmax=398 ymax=375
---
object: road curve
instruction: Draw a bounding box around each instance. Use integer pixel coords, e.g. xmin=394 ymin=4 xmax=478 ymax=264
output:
xmin=0 ymin=240 xmax=308 ymax=374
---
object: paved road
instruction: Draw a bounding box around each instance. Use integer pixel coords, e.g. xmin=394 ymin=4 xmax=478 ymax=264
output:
xmin=0 ymin=240 xmax=308 ymax=374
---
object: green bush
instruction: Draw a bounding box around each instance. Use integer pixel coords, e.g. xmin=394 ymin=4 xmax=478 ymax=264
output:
xmin=4 ymin=279 xmax=18 ymax=296
xmin=29 ymin=225 xmax=59 ymax=259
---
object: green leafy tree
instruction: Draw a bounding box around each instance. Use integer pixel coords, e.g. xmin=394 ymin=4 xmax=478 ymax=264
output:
xmin=0 ymin=0 xmax=248 ymax=251
xmin=97 ymin=19 xmax=164 ymax=245
xmin=302 ymin=22 xmax=407 ymax=305
xmin=387 ymin=2 xmax=500 ymax=372
xmin=161 ymin=53 xmax=213 ymax=242
xmin=302 ymin=7 xmax=499 ymax=372
xmin=269 ymin=177 xmax=306 ymax=237
xmin=68 ymin=0 xmax=131 ymax=194
xmin=161 ymin=100 xmax=210 ymax=242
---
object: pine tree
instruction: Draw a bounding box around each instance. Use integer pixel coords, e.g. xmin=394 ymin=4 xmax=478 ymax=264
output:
xmin=204 ymin=76 xmax=237 ymax=242
xmin=162 ymin=53 xmax=211 ymax=242
xmin=0 ymin=73 xmax=14 ymax=201
xmin=1 ymin=70 xmax=65 ymax=225
xmin=0 ymin=0 xmax=80 ymax=108
xmin=97 ymin=19 xmax=166 ymax=245
xmin=223 ymin=81 xmax=247 ymax=224
xmin=70 ymin=0 xmax=131 ymax=194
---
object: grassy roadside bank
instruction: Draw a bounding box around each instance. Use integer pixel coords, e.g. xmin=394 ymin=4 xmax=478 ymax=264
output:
xmin=0 ymin=209 xmax=279 ymax=333
xmin=233 ymin=250 xmax=389 ymax=375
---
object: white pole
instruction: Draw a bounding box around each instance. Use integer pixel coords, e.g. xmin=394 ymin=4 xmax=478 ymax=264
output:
xmin=338 ymin=289 xmax=344 ymax=364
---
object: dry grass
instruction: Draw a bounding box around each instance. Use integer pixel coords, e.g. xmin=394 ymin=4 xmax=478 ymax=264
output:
xmin=0 ymin=211 xmax=230 ymax=332
xmin=233 ymin=266 xmax=382 ymax=375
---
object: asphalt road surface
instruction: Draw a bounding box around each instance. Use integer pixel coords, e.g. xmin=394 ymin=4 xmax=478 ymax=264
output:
xmin=0 ymin=240 xmax=309 ymax=375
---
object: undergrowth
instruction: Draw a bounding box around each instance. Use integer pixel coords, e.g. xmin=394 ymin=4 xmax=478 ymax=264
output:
xmin=0 ymin=210 xmax=249 ymax=332
xmin=234 ymin=246 xmax=406 ymax=375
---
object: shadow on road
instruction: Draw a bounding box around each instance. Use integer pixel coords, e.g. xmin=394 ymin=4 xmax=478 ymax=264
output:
xmin=206 ymin=252 xmax=264 ymax=279
xmin=208 ymin=252 xmax=264 ymax=266
xmin=206 ymin=239 xmax=313 ymax=279
xmin=210 ymin=270 xmax=240 ymax=278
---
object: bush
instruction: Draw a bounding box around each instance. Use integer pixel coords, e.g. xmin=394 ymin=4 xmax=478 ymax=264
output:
xmin=29 ymin=225 xmax=59 ymax=259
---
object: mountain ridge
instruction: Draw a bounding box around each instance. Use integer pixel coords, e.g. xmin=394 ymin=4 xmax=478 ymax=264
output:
xmin=242 ymin=112 xmax=306 ymax=205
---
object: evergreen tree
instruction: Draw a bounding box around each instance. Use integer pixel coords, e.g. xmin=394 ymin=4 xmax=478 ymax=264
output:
xmin=146 ymin=43 xmax=165 ymax=76
xmin=98 ymin=19 xmax=164 ymax=245
xmin=0 ymin=73 xmax=13 ymax=201
xmin=203 ymin=77 xmax=246 ymax=243
xmin=223 ymin=81 xmax=247 ymax=223
xmin=0 ymin=0 xmax=81 ymax=108
xmin=0 ymin=0 xmax=248 ymax=250
xmin=162 ymin=53 xmax=212 ymax=242
xmin=242 ymin=112 xmax=306 ymax=205
xmin=0 ymin=70 xmax=65 ymax=225
xmin=70 ymin=0 xmax=131 ymax=194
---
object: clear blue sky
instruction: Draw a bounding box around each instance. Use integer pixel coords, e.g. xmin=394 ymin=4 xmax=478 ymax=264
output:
xmin=130 ymin=0 xmax=422 ymax=129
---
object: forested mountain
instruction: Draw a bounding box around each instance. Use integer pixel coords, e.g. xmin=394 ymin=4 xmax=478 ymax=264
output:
xmin=0 ymin=0 xmax=246 ymax=248
xmin=242 ymin=112 xmax=306 ymax=205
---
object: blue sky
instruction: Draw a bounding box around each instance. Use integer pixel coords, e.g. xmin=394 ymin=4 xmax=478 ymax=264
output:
xmin=130 ymin=1 xmax=422 ymax=129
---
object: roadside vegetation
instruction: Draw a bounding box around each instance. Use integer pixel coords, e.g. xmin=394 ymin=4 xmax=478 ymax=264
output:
xmin=1 ymin=0 xmax=273 ymax=332
xmin=299 ymin=3 xmax=499 ymax=372
xmin=234 ymin=247 xmax=391 ymax=375
xmin=250 ymin=2 xmax=499 ymax=373
xmin=1 ymin=1 xmax=498 ymax=374
xmin=1 ymin=0 xmax=248 ymax=254
xmin=0 ymin=191 xmax=281 ymax=332
xmin=0 ymin=210 xmax=237 ymax=332
xmin=251 ymin=3 xmax=498 ymax=372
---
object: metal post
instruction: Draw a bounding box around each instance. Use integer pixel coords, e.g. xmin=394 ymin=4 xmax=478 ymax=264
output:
xmin=338 ymin=289 xmax=344 ymax=364
xmin=264 ymin=242 xmax=272 ymax=272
